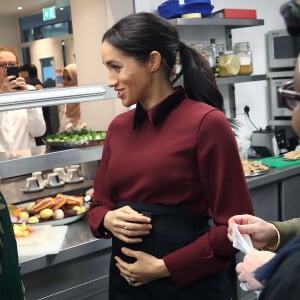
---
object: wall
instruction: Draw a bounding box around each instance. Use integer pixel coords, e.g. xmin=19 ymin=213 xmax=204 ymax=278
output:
xmin=134 ymin=0 xmax=288 ymax=137
xmin=25 ymin=35 xmax=75 ymax=83
xmin=0 ymin=15 xmax=22 ymax=62
xmin=70 ymin=0 xmax=134 ymax=130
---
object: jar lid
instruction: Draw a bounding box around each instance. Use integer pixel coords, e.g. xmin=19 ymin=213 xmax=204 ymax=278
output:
xmin=181 ymin=13 xmax=202 ymax=18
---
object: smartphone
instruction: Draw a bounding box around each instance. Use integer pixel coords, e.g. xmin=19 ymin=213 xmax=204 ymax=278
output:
xmin=7 ymin=66 xmax=19 ymax=78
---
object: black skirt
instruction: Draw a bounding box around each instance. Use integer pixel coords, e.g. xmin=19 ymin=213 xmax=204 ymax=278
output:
xmin=109 ymin=202 xmax=231 ymax=300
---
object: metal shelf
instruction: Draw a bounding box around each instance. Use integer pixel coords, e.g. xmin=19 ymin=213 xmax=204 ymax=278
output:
xmin=168 ymin=18 xmax=264 ymax=29
xmin=0 ymin=84 xmax=116 ymax=111
xmin=216 ymin=74 xmax=267 ymax=85
xmin=0 ymin=145 xmax=103 ymax=179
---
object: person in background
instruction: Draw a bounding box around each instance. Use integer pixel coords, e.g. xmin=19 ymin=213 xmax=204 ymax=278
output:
xmin=0 ymin=45 xmax=46 ymax=152
xmin=19 ymin=63 xmax=44 ymax=90
xmin=59 ymin=64 xmax=82 ymax=131
xmin=0 ymin=192 xmax=24 ymax=299
xmin=88 ymin=12 xmax=254 ymax=299
xmin=228 ymin=213 xmax=300 ymax=300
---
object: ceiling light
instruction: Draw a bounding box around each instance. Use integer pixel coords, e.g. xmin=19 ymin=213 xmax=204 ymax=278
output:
xmin=17 ymin=6 xmax=23 ymax=10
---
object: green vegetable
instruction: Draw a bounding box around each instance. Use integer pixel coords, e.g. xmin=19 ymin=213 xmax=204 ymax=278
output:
xmin=45 ymin=129 xmax=107 ymax=143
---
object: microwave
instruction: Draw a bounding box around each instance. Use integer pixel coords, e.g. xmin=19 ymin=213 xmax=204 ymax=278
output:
xmin=268 ymin=71 xmax=294 ymax=120
xmin=267 ymin=29 xmax=300 ymax=70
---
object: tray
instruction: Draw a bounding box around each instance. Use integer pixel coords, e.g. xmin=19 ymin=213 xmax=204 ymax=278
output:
xmin=242 ymin=160 xmax=270 ymax=177
xmin=43 ymin=138 xmax=104 ymax=149
xmin=245 ymin=167 xmax=270 ymax=177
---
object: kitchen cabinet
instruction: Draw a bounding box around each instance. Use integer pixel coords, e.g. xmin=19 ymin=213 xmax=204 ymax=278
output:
xmin=168 ymin=17 xmax=266 ymax=118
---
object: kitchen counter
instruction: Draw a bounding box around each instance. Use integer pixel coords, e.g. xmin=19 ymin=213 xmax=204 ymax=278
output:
xmin=20 ymin=218 xmax=112 ymax=300
xmin=19 ymin=218 xmax=111 ymax=274
xmin=6 ymin=162 xmax=300 ymax=300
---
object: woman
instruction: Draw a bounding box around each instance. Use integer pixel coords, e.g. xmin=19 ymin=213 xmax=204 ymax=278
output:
xmin=59 ymin=63 xmax=82 ymax=131
xmin=0 ymin=45 xmax=46 ymax=152
xmin=89 ymin=12 xmax=254 ymax=299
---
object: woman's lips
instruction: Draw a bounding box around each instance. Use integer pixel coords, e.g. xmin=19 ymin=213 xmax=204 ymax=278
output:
xmin=117 ymin=90 xmax=124 ymax=99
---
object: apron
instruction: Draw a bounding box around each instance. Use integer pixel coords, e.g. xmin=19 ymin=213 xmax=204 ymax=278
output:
xmin=0 ymin=193 xmax=24 ymax=300
xmin=109 ymin=202 xmax=231 ymax=300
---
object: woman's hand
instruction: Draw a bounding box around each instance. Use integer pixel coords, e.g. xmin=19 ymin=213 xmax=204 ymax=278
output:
xmin=115 ymin=247 xmax=170 ymax=287
xmin=228 ymin=214 xmax=278 ymax=249
xmin=103 ymin=205 xmax=152 ymax=243
xmin=236 ymin=251 xmax=275 ymax=291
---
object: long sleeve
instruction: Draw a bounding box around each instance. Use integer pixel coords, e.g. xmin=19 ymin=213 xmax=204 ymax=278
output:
xmin=272 ymin=218 xmax=300 ymax=249
xmin=163 ymin=110 xmax=254 ymax=286
xmin=27 ymin=107 xmax=46 ymax=137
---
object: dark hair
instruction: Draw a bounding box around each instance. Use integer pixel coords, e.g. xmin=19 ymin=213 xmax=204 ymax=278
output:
xmin=102 ymin=12 xmax=224 ymax=111
xmin=19 ymin=64 xmax=38 ymax=78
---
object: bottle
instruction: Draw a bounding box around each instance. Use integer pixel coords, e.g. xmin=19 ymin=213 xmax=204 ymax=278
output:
xmin=234 ymin=42 xmax=253 ymax=75
xmin=205 ymin=38 xmax=220 ymax=76
xmin=219 ymin=51 xmax=240 ymax=77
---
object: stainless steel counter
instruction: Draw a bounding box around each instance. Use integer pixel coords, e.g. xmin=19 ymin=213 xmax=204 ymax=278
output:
xmin=246 ymin=163 xmax=300 ymax=189
xmin=19 ymin=218 xmax=112 ymax=275
xmin=20 ymin=218 xmax=112 ymax=300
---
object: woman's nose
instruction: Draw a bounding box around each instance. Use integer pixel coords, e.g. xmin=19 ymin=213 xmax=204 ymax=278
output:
xmin=107 ymin=75 xmax=117 ymax=87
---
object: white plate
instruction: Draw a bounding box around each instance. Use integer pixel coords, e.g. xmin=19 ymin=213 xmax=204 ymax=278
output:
xmin=65 ymin=177 xmax=84 ymax=184
xmin=21 ymin=186 xmax=45 ymax=193
xmin=35 ymin=214 xmax=84 ymax=226
xmin=14 ymin=213 xmax=84 ymax=226
xmin=44 ymin=181 xmax=65 ymax=188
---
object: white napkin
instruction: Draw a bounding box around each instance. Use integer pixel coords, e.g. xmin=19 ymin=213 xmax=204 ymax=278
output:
xmin=232 ymin=223 xmax=256 ymax=254
xmin=232 ymin=223 xmax=260 ymax=296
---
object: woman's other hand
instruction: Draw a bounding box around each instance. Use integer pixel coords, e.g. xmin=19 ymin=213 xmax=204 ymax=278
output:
xmin=115 ymin=247 xmax=170 ymax=287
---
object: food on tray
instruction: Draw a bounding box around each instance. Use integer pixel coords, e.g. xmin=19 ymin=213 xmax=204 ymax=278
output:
xmin=283 ymin=150 xmax=300 ymax=161
xmin=13 ymin=223 xmax=33 ymax=237
xmin=45 ymin=128 xmax=106 ymax=143
xmin=241 ymin=159 xmax=269 ymax=176
xmin=9 ymin=194 xmax=87 ymax=224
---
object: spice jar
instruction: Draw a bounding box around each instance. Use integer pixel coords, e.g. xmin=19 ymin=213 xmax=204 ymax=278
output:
xmin=234 ymin=42 xmax=253 ymax=75
xmin=218 ymin=51 xmax=240 ymax=77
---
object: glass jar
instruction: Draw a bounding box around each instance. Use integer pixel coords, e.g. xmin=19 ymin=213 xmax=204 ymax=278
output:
xmin=219 ymin=51 xmax=240 ymax=77
xmin=190 ymin=43 xmax=207 ymax=60
xmin=234 ymin=42 xmax=253 ymax=75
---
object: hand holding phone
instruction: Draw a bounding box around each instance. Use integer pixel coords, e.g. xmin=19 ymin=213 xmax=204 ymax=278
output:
xmin=7 ymin=66 xmax=19 ymax=78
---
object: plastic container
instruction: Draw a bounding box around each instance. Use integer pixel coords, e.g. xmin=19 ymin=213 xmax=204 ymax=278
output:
xmin=219 ymin=51 xmax=240 ymax=77
xmin=234 ymin=42 xmax=253 ymax=75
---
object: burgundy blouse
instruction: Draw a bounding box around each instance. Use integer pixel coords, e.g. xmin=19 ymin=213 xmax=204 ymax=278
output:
xmin=89 ymin=87 xmax=254 ymax=286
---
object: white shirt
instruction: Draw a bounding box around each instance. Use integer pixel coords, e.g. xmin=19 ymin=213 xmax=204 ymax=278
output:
xmin=0 ymin=107 xmax=46 ymax=152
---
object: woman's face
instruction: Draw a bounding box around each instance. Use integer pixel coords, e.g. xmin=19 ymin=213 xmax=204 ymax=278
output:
xmin=63 ymin=69 xmax=75 ymax=87
xmin=102 ymin=41 xmax=153 ymax=108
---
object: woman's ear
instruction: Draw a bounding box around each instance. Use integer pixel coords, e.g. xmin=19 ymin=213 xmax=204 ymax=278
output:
xmin=148 ymin=51 xmax=161 ymax=72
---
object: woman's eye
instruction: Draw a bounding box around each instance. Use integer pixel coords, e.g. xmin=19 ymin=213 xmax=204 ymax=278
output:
xmin=112 ymin=65 xmax=121 ymax=72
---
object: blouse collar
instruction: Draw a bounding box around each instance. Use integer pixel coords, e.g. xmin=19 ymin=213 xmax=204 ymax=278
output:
xmin=133 ymin=86 xmax=186 ymax=129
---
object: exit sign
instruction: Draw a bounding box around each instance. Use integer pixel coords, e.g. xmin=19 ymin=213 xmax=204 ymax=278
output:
xmin=43 ymin=6 xmax=56 ymax=21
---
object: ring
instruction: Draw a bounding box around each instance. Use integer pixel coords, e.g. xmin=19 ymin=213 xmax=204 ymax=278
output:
xmin=123 ymin=222 xmax=128 ymax=230
xmin=127 ymin=277 xmax=133 ymax=284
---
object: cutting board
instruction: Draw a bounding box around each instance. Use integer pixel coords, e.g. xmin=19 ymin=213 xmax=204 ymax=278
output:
xmin=17 ymin=225 xmax=68 ymax=257
xmin=260 ymin=156 xmax=300 ymax=169
xmin=16 ymin=225 xmax=52 ymax=246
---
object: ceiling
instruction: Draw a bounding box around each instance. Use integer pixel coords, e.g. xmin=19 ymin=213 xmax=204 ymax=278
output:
xmin=1 ymin=0 xmax=70 ymax=16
